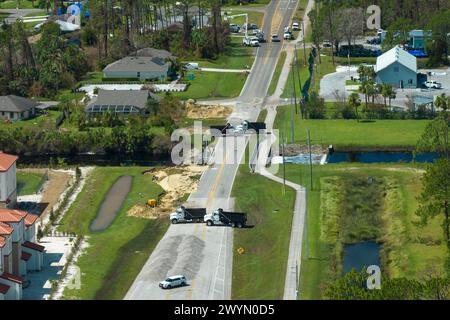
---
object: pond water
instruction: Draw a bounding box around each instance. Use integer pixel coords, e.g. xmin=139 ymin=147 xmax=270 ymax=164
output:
xmin=328 ymin=152 xmax=439 ymax=164
xmin=343 ymin=241 xmax=381 ymax=274
xmin=89 ymin=175 xmax=133 ymax=232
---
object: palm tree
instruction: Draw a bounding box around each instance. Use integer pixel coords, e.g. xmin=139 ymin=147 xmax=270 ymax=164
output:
xmin=359 ymin=81 xmax=369 ymax=110
xmin=366 ymin=82 xmax=377 ymax=105
xmin=348 ymin=92 xmax=361 ymax=122
xmin=435 ymin=93 xmax=449 ymax=111
xmin=380 ymin=84 xmax=396 ymax=109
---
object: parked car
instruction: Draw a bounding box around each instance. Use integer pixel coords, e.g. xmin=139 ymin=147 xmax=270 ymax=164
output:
xmin=283 ymin=32 xmax=293 ymax=40
xmin=424 ymin=80 xmax=442 ymax=89
xmin=243 ymin=37 xmax=259 ymax=47
xmin=185 ymin=62 xmax=200 ymax=70
xmin=159 ymin=275 xmax=187 ymax=289
xmin=229 ymin=23 xmax=240 ymax=33
xmin=322 ymin=40 xmax=332 ymax=48
xmin=271 ymin=34 xmax=280 ymax=42
xmin=292 ymin=22 xmax=300 ymax=31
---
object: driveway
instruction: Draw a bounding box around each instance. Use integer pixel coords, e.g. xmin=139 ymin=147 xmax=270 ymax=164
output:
xmin=0 ymin=8 xmax=45 ymax=24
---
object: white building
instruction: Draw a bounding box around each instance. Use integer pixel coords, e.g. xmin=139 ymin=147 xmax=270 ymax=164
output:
xmin=375 ymin=46 xmax=418 ymax=89
xmin=0 ymin=152 xmax=18 ymax=209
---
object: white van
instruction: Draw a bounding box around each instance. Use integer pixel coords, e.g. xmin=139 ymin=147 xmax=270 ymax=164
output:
xmin=185 ymin=62 xmax=200 ymax=70
xmin=292 ymin=22 xmax=300 ymax=31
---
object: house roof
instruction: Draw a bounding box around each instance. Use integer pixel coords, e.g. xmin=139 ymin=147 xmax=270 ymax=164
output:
xmin=136 ymin=47 xmax=173 ymax=59
xmin=87 ymin=90 xmax=160 ymax=110
xmin=409 ymin=30 xmax=432 ymax=38
xmin=0 ymin=283 xmax=10 ymax=294
xmin=0 ymin=236 xmax=5 ymax=248
xmin=103 ymin=56 xmax=170 ymax=74
xmin=0 ymin=152 xmax=18 ymax=172
xmin=376 ymin=46 xmax=417 ymax=74
xmin=23 ymin=241 xmax=45 ymax=252
xmin=0 ymin=209 xmax=38 ymax=227
xmin=0 ymin=95 xmax=39 ymax=113
xmin=21 ymin=251 xmax=32 ymax=261
xmin=0 ymin=222 xmax=13 ymax=236
xmin=0 ymin=210 xmax=25 ymax=223
xmin=0 ymin=272 xmax=23 ymax=284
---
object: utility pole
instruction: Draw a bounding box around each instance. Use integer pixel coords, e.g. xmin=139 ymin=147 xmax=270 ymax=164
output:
xmin=281 ymin=132 xmax=286 ymax=194
xmin=290 ymin=96 xmax=295 ymax=144
xmin=307 ymin=129 xmax=313 ymax=190
xmin=295 ymin=43 xmax=303 ymax=93
xmin=292 ymin=60 xmax=298 ymax=115
xmin=301 ymin=20 xmax=307 ymax=66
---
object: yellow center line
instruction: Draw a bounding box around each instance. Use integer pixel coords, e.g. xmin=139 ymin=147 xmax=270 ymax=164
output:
xmin=165 ymin=291 xmax=172 ymax=300
xmin=206 ymin=151 xmax=228 ymax=209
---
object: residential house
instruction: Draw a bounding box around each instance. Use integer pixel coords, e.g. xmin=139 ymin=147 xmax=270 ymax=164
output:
xmin=0 ymin=152 xmax=18 ymax=209
xmin=0 ymin=209 xmax=44 ymax=300
xmin=375 ymin=46 xmax=418 ymax=89
xmin=0 ymin=95 xmax=40 ymax=122
xmin=408 ymin=30 xmax=432 ymax=51
xmin=103 ymin=47 xmax=174 ymax=81
xmin=85 ymin=90 xmax=161 ymax=116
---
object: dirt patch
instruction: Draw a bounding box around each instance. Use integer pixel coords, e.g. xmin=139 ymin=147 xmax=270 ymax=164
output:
xmin=284 ymin=144 xmax=327 ymax=156
xmin=127 ymin=165 xmax=207 ymax=220
xmin=185 ymin=99 xmax=233 ymax=119
xmin=19 ymin=169 xmax=72 ymax=219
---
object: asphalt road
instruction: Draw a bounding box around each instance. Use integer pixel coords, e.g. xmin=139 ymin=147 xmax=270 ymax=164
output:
xmin=125 ymin=0 xmax=299 ymax=301
xmin=0 ymin=8 xmax=44 ymax=24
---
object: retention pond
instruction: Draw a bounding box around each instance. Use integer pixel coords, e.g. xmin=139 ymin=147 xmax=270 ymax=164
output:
xmin=89 ymin=175 xmax=133 ymax=232
xmin=343 ymin=241 xmax=381 ymax=274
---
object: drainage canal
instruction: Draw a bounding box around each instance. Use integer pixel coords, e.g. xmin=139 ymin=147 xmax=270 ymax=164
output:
xmin=90 ymin=175 xmax=133 ymax=232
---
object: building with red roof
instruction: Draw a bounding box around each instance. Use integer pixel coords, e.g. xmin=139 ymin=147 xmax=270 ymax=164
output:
xmin=0 ymin=152 xmax=18 ymax=209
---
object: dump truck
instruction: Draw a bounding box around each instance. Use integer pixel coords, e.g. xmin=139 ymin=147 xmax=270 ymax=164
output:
xmin=170 ymin=206 xmax=207 ymax=224
xmin=204 ymin=208 xmax=247 ymax=228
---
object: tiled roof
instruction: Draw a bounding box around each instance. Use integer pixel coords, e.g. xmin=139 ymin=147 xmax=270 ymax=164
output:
xmin=0 ymin=236 xmax=5 ymax=248
xmin=0 ymin=152 xmax=18 ymax=172
xmin=0 ymin=222 xmax=13 ymax=235
xmin=23 ymin=241 xmax=45 ymax=252
xmin=0 ymin=209 xmax=38 ymax=227
xmin=0 ymin=95 xmax=39 ymax=113
xmin=0 ymin=272 xmax=23 ymax=284
xmin=0 ymin=283 xmax=10 ymax=294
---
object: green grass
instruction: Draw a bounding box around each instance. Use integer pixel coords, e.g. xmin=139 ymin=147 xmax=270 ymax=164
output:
xmin=224 ymin=10 xmax=264 ymax=28
xmin=59 ymin=167 xmax=168 ymax=300
xmin=231 ymin=165 xmax=296 ymax=299
xmin=184 ymin=37 xmax=256 ymax=70
xmin=0 ymin=110 xmax=61 ymax=129
xmin=173 ymin=71 xmax=247 ymax=101
xmin=278 ymin=164 xmax=448 ymax=299
xmin=24 ymin=11 xmax=48 ymax=17
xmin=345 ymin=80 xmax=359 ymax=86
xmin=268 ymin=51 xmax=286 ymax=96
xmin=0 ymin=0 xmax=38 ymax=9
xmin=257 ymin=109 xmax=267 ymax=122
xmin=223 ymin=0 xmax=271 ymax=9
xmin=281 ymin=48 xmax=311 ymax=99
xmin=16 ymin=171 xmax=44 ymax=196
xmin=274 ymin=106 xmax=430 ymax=148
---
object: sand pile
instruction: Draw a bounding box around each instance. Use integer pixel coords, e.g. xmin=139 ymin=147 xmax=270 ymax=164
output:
xmin=185 ymin=99 xmax=233 ymax=119
xmin=127 ymin=165 xmax=207 ymax=219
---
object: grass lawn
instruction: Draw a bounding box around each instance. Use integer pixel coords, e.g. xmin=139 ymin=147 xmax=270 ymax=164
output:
xmin=231 ymin=165 xmax=296 ymax=299
xmin=16 ymin=171 xmax=44 ymax=196
xmin=223 ymin=0 xmax=271 ymax=9
xmin=59 ymin=167 xmax=169 ymax=300
xmin=224 ymin=10 xmax=264 ymax=28
xmin=184 ymin=37 xmax=256 ymax=70
xmin=281 ymin=48 xmax=311 ymax=99
xmin=0 ymin=0 xmax=38 ymax=9
xmin=278 ymin=164 xmax=448 ymax=299
xmin=173 ymin=71 xmax=247 ymax=101
xmin=268 ymin=51 xmax=286 ymax=96
xmin=274 ymin=106 xmax=430 ymax=148
xmin=0 ymin=110 xmax=61 ymax=130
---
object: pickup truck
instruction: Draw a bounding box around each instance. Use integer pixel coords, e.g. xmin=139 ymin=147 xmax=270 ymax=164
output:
xmin=424 ymin=80 xmax=442 ymax=89
xmin=243 ymin=37 xmax=260 ymax=47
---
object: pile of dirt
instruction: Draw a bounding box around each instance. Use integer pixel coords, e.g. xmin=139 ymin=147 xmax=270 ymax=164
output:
xmin=185 ymin=99 xmax=233 ymax=119
xmin=284 ymin=144 xmax=328 ymax=157
xmin=127 ymin=165 xmax=207 ymax=219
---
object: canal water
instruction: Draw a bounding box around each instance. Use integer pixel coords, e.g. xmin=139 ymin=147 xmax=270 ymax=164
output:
xmin=343 ymin=241 xmax=381 ymax=274
xmin=328 ymin=152 xmax=439 ymax=164
xmin=89 ymin=175 xmax=133 ymax=232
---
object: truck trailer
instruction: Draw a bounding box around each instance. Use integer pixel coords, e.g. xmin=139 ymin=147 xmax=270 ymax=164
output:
xmin=170 ymin=206 xmax=207 ymax=224
xmin=204 ymin=208 xmax=247 ymax=228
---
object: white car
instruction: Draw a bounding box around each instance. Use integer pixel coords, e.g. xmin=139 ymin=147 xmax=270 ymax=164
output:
xmin=284 ymin=32 xmax=293 ymax=40
xmin=292 ymin=22 xmax=300 ymax=31
xmin=425 ymin=80 xmax=442 ymax=89
xmin=159 ymin=275 xmax=187 ymax=289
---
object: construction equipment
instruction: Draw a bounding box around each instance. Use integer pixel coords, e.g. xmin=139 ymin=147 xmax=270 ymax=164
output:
xmin=170 ymin=206 xmax=207 ymax=224
xmin=147 ymin=199 xmax=157 ymax=207
xmin=204 ymin=208 xmax=247 ymax=228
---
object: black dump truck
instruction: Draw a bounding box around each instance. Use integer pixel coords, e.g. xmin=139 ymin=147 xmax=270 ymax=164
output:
xmin=169 ymin=206 xmax=207 ymax=224
xmin=204 ymin=208 xmax=247 ymax=228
